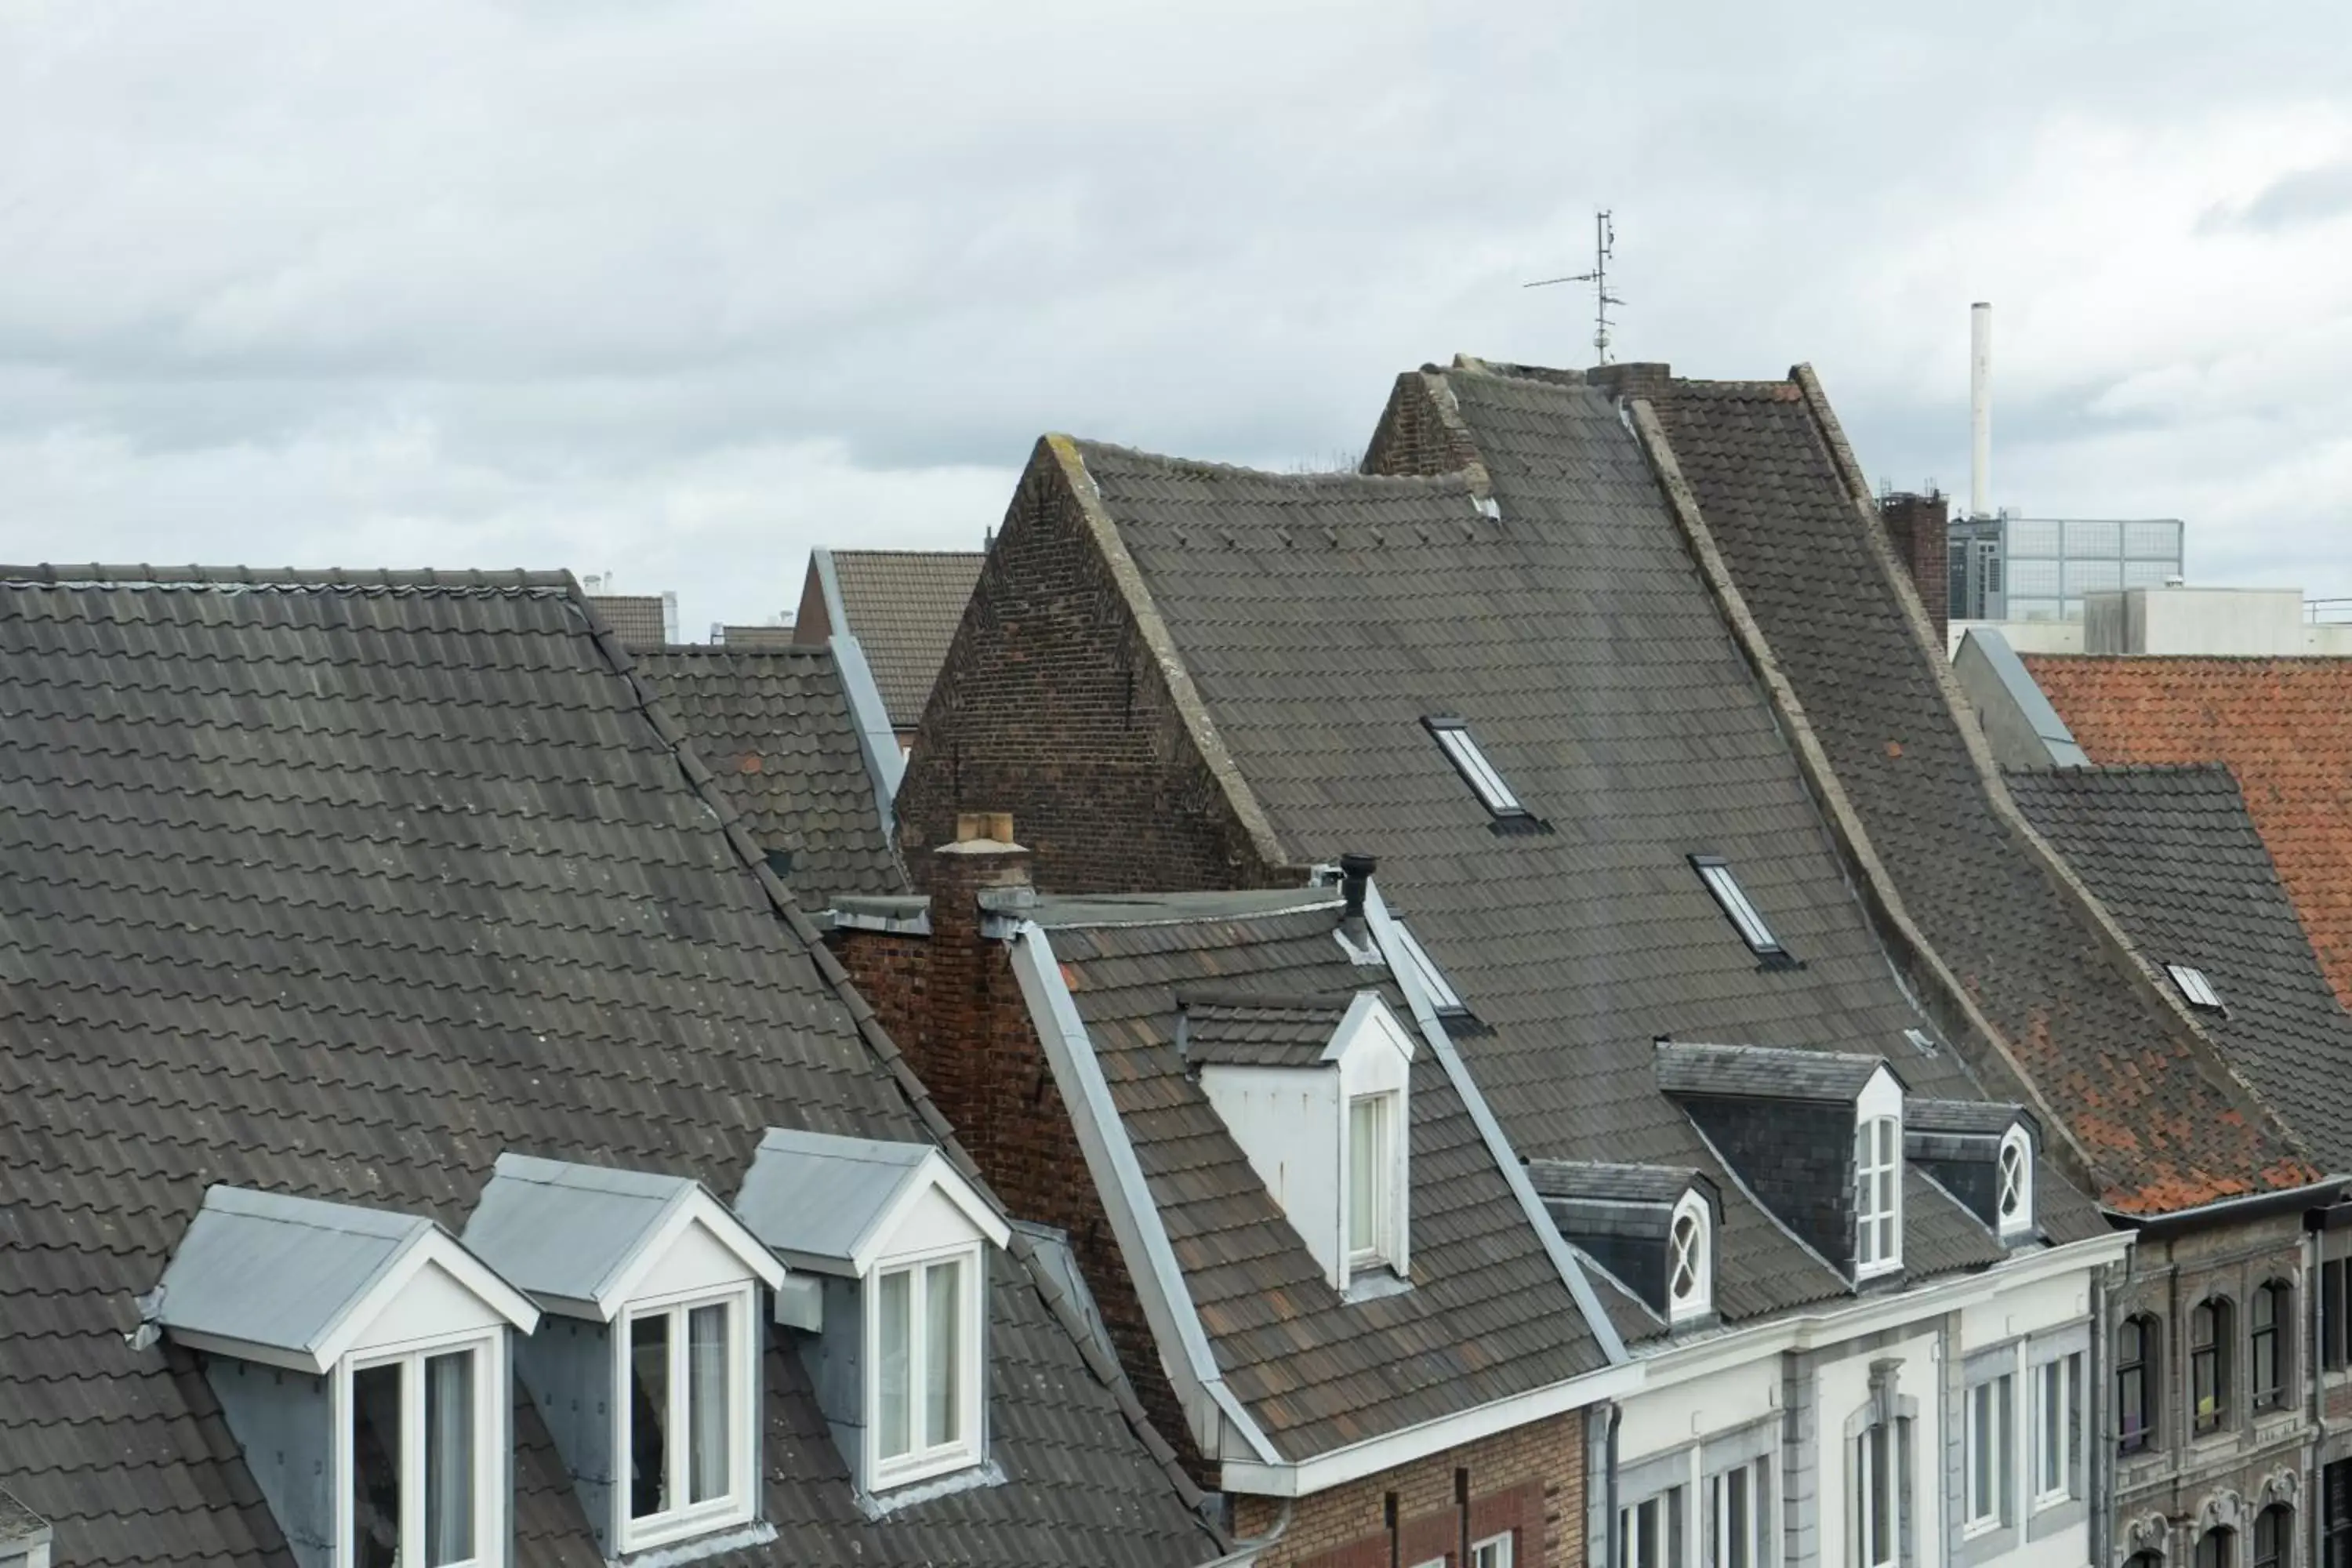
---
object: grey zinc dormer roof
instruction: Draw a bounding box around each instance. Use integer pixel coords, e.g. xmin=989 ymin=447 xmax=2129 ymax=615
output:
xmin=460 ymin=1154 xmax=782 ymax=1319
xmin=1653 ymin=1042 xmax=1892 ymax=1103
xmin=735 ymin=1128 xmax=1009 ymax=1276
xmin=1178 ymin=990 xmax=1353 ymax=1068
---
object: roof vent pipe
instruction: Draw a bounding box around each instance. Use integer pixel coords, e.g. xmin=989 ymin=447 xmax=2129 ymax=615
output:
xmin=1970 ymin=302 xmax=1993 ymax=520
xmin=1338 ymin=852 xmax=1377 ymax=941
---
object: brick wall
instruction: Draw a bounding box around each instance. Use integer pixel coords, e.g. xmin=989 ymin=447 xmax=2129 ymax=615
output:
xmin=831 ymin=840 xmax=1207 ymax=1479
xmin=1361 ymin=371 xmax=1483 ymax=479
xmin=894 ymin=441 xmax=1291 ymax=895
xmin=1232 ymin=1415 xmax=1583 ymax=1568
xmin=1878 ymin=492 xmax=1951 ymax=648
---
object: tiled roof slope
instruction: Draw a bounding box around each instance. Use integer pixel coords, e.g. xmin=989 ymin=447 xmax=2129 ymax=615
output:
xmin=0 ymin=569 xmax=1214 ymax=1568
xmin=1066 ymin=402 xmax=2104 ymax=1325
xmin=1036 ymin=898 xmax=1607 ymax=1454
xmin=828 ymin=550 xmax=985 ymax=728
xmin=586 ymin=591 xmax=668 ymax=644
xmin=2006 ymin=764 xmax=2352 ymax=1170
xmin=2024 ymin=655 xmax=2352 ymax=1013
xmin=626 ymin=644 xmax=904 ymax=906
xmin=1639 ymin=375 xmax=2318 ymax=1212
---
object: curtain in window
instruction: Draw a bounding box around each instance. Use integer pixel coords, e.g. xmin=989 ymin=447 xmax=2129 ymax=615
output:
xmin=629 ymin=1314 xmax=670 ymax=1517
xmin=423 ymin=1350 xmax=474 ymax=1567
xmin=924 ymin=1258 xmax=962 ymax=1447
xmin=1348 ymin=1098 xmax=1381 ymax=1257
xmin=688 ymin=1303 xmax=730 ymax=1504
xmin=351 ymin=1362 xmax=402 ymax=1568
xmin=878 ymin=1269 xmax=912 ymax=1459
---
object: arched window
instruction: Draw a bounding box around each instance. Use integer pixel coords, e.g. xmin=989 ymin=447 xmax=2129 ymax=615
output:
xmin=2125 ymin=1555 xmax=2165 ymax=1568
xmin=2199 ymin=1526 xmax=2237 ymax=1568
xmin=1996 ymin=1125 xmax=2032 ymax=1234
xmin=1668 ymin=1189 xmax=1711 ymax=1323
xmin=2252 ymin=1281 xmax=2290 ymax=1411
xmin=2118 ymin=1312 xmax=2160 ymax=1454
xmin=2193 ymin=1298 xmax=2234 ymax=1434
xmin=2255 ymin=1504 xmax=2292 ymax=1568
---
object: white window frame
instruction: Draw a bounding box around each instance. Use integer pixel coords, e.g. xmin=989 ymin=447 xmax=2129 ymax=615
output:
xmin=1426 ymin=718 xmax=1526 ymax=817
xmin=1995 ymin=1126 xmax=2033 ymax=1235
xmin=612 ymin=1279 xmax=760 ymax=1552
xmin=336 ymin=1327 xmax=506 ymax=1568
xmin=1707 ymin=1457 xmax=1770 ymax=1568
xmin=1470 ymin=1534 xmax=1515 ymax=1568
xmin=1668 ymin=1190 xmax=1711 ymax=1322
xmin=1853 ymin=1112 xmax=1902 ymax=1279
xmin=866 ymin=1239 xmax=986 ymax=1492
xmin=1346 ymin=1091 xmax=1399 ymax=1271
xmin=1853 ymin=1421 xmax=1900 ymax=1568
xmin=2169 ymin=962 xmax=2224 ymax=1011
xmin=1391 ymin=920 xmax=1466 ymax=1014
xmin=2032 ymin=1352 xmax=2082 ymax=1510
xmin=1691 ymin=857 xmax=1784 ymax=957
xmin=1963 ymin=1373 xmax=2013 ymax=1537
xmin=1617 ymin=1484 xmax=1687 ymax=1568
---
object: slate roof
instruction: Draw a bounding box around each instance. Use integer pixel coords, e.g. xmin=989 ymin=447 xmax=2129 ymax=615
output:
xmin=1653 ymin=1043 xmax=1887 ymax=1103
xmin=1036 ymin=385 xmax=2107 ymax=1329
xmin=823 ymin=550 xmax=985 ymax=729
xmin=624 ymin=644 xmax=904 ymax=907
xmin=1636 ymin=372 xmax=2319 ymax=1214
xmin=1177 ymin=991 xmax=1352 ymax=1068
xmin=1523 ymin=1163 xmax=1700 ymax=1207
xmin=0 ymin=568 xmax=1217 ymax=1568
xmin=2006 ymin=764 xmax=2352 ymax=1171
xmin=1907 ymin=1100 xmax=2029 ymax=1138
xmin=2023 ymin=655 xmax=2352 ymax=1014
xmin=586 ymin=592 xmax=669 ymax=645
xmin=1041 ymin=895 xmax=1610 ymax=1456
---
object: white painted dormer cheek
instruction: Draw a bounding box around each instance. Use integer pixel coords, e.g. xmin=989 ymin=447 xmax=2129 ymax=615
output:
xmin=1201 ymin=1066 xmax=1344 ymax=1281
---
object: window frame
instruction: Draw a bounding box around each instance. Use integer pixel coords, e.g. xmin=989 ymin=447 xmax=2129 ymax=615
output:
xmin=1389 ymin=920 xmax=1466 ymax=1016
xmin=1853 ymin=1114 xmax=1902 ymax=1279
xmin=1345 ymin=1090 xmax=1401 ymax=1273
xmin=2168 ymin=962 xmax=2225 ymax=1011
xmin=1963 ymin=1372 xmax=2013 ymax=1536
xmin=612 ymin=1279 xmax=760 ymax=1552
xmin=1994 ymin=1127 xmax=2032 ymax=1235
xmin=336 ymin=1326 xmax=506 ymax=1568
xmin=2192 ymin=1296 xmax=2234 ymax=1436
xmin=865 ymin=1239 xmax=987 ymax=1492
xmin=1706 ymin=1457 xmax=1769 ymax=1568
xmin=2325 ymin=1258 xmax=2349 ymax=1374
xmin=2199 ymin=1526 xmax=2238 ymax=1568
xmin=2117 ymin=1312 xmax=2159 ymax=1455
xmin=1690 ymin=855 xmax=1788 ymax=961
xmin=1852 ymin=1418 xmax=1904 ymax=1568
xmin=1615 ymin=1483 xmax=1686 ymax=1568
xmin=2255 ymin=1504 xmax=2291 ymax=1568
xmin=1423 ymin=717 xmax=1529 ymax=819
xmin=2253 ymin=1279 xmax=2290 ymax=1412
xmin=1470 ymin=1534 xmax=1515 ymax=1568
xmin=2031 ymin=1352 xmax=2082 ymax=1509
xmin=1667 ymin=1190 xmax=1711 ymax=1323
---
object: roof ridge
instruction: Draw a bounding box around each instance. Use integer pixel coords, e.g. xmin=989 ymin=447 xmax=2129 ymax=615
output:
xmin=0 ymin=564 xmax=577 ymax=591
xmin=628 ymin=642 xmax=833 ymax=659
xmin=1061 ymin=433 xmax=1475 ymax=494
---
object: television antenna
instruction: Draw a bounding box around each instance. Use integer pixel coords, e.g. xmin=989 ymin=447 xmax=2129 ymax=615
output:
xmin=1525 ymin=210 xmax=1623 ymax=364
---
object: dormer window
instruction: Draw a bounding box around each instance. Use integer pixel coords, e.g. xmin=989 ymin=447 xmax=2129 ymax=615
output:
xmin=734 ymin=1129 xmax=1011 ymax=1497
xmin=1996 ymin=1127 xmax=2033 ymax=1234
xmin=1855 ymin=1114 xmax=1901 ymax=1277
xmin=1690 ymin=855 xmax=1795 ymax=967
xmin=153 ymin=1189 xmax=539 ymax=1568
xmin=1188 ymin=989 xmax=1416 ymax=1292
xmin=1668 ymin=1189 xmax=1711 ymax=1322
xmin=2169 ymin=962 xmax=2225 ymax=1012
xmin=1423 ymin=716 xmax=1526 ymax=818
xmin=459 ymin=1155 xmax=783 ymax=1554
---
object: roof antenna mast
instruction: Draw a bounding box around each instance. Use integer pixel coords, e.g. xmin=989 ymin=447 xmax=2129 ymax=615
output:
xmin=1525 ymin=210 xmax=1623 ymax=365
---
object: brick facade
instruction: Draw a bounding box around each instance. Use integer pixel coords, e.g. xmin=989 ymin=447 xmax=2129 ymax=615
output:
xmin=1232 ymin=1417 xmax=1581 ymax=1568
xmin=1878 ymin=491 xmax=1951 ymax=648
xmin=893 ymin=442 xmax=1292 ymax=895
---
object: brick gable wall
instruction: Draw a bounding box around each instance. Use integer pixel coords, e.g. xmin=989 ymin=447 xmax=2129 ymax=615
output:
xmin=894 ymin=441 xmax=1287 ymax=895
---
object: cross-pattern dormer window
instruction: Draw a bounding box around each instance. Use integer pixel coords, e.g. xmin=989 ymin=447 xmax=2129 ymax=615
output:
xmin=1855 ymin=1116 xmax=1900 ymax=1277
xmin=1668 ymin=1189 xmax=1711 ymax=1322
xmin=1423 ymin=717 xmax=1527 ymax=818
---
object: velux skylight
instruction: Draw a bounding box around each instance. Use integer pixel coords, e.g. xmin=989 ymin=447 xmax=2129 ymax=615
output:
xmin=1690 ymin=855 xmax=1794 ymax=967
xmin=1422 ymin=717 xmax=1526 ymax=818
xmin=1389 ymin=921 xmax=1466 ymax=1016
xmin=2167 ymin=962 xmax=2224 ymax=1013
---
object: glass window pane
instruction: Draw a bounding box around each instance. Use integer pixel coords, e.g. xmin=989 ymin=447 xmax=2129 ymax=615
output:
xmin=2042 ymin=1363 xmax=2060 ymax=1490
xmin=1727 ymin=1465 xmax=1750 ymax=1568
xmin=924 ymin=1258 xmax=962 ymax=1449
xmin=351 ymin=1362 xmax=402 ymax=1568
xmin=424 ymin=1350 xmax=475 ymax=1566
xmin=688 ymin=1303 xmax=730 ymax=1504
xmin=1869 ymin=1427 xmax=1891 ymax=1563
xmin=629 ymin=1315 xmax=670 ymax=1518
xmin=877 ymin=1269 xmax=912 ymax=1460
xmin=1349 ymin=1098 xmax=1381 ymax=1257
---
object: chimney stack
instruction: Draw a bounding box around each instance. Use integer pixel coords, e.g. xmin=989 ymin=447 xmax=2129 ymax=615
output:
xmin=1879 ymin=492 xmax=1952 ymax=648
xmin=1338 ymin=852 xmax=1377 ymax=944
xmin=1969 ymin=302 xmax=1992 ymax=520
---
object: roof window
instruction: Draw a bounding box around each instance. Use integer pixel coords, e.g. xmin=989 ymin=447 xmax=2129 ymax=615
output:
xmin=1388 ymin=920 xmax=1466 ymax=1016
xmin=1423 ymin=717 xmax=1527 ymax=818
xmin=1691 ymin=855 xmax=1794 ymax=967
xmin=1854 ymin=1066 xmax=1905 ymax=1280
xmin=1667 ymin=1189 xmax=1712 ymax=1323
xmin=2168 ymin=962 xmax=2225 ymax=1012
xmin=1996 ymin=1126 xmax=2033 ymax=1236
xmin=1524 ymin=1160 xmax=1715 ymax=1327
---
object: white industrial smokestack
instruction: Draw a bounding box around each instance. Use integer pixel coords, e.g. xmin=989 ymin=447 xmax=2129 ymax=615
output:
xmin=1969 ymin=301 xmax=1992 ymax=519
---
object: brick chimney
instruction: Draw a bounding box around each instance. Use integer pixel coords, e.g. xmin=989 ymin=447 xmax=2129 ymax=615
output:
xmin=1879 ymin=491 xmax=1951 ymax=647
xmin=1585 ymin=361 xmax=1675 ymax=403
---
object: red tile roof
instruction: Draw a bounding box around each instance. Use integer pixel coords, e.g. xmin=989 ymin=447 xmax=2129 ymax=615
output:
xmin=2026 ymin=655 xmax=2352 ymax=1012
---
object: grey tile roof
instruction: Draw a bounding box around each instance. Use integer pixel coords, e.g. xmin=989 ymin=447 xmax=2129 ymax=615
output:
xmin=2006 ymin=764 xmax=2352 ymax=1171
xmin=1639 ymin=373 xmax=2321 ymax=1213
xmin=1047 ymin=902 xmax=1609 ymax=1458
xmin=1653 ymin=1043 xmax=1888 ymax=1103
xmin=1046 ymin=376 xmax=2107 ymax=1324
xmin=824 ymin=550 xmax=985 ymax=729
xmin=0 ymin=569 xmax=1216 ymax=1568
xmin=1178 ymin=992 xmax=1352 ymax=1068
xmin=586 ymin=592 xmax=669 ymax=645
xmin=717 ymin=625 xmax=798 ymax=649
xmin=0 ymin=1488 xmax=47 ymax=1552
xmin=624 ymin=644 xmax=904 ymax=907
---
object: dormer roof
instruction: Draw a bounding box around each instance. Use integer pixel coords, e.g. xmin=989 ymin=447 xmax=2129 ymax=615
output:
xmin=1178 ymin=989 xmax=1353 ymax=1068
xmin=733 ymin=1128 xmax=1010 ymax=1276
xmin=460 ymin=1153 xmax=786 ymax=1319
xmin=1653 ymin=1042 xmax=1897 ymax=1104
xmin=154 ymin=1187 xmax=538 ymax=1374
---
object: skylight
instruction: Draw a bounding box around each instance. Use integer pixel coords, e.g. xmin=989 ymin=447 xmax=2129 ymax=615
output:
xmin=1690 ymin=856 xmax=1788 ymax=962
xmin=2168 ymin=963 xmax=2224 ymax=1012
xmin=1390 ymin=921 xmax=1465 ymax=1015
xmin=1423 ymin=717 xmax=1525 ymax=818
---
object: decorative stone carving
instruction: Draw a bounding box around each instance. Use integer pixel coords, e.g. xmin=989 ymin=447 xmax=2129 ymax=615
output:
xmin=2258 ymin=1465 xmax=2301 ymax=1510
xmin=2197 ymin=1489 xmax=2246 ymax=1535
xmin=2124 ymin=1509 xmax=2174 ymax=1555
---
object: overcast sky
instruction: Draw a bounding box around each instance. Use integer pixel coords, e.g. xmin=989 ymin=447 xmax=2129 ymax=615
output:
xmin=7 ymin=3 xmax=2352 ymax=631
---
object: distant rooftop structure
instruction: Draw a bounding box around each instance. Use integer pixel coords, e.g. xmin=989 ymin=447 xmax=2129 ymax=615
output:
xmin=794 ymin=547 xmax=986 ymax=736
xmin=1947 ymin=513 xmax=2184 ymax=625
xmin=582 ymin=575 xmax=680 ymax=646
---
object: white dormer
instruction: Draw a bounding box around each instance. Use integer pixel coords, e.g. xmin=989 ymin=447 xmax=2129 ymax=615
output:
xmin=1185 ymin=989 xmax=1416 ymax=1293
xmin=461 ymin=1156 xmax=785 ymax=1555
xmin=733 ymin=1130 xmax=1011 ymax=1497
xmin=154 ymin=1187 xmax=539 ymax=1568
xmin=1854 ymin=1065 xmax=1905 ymax=1280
